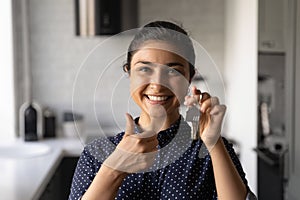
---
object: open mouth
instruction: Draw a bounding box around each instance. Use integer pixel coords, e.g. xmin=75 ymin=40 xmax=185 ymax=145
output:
xmin=144 ymin=94 xmax=172 ymax=103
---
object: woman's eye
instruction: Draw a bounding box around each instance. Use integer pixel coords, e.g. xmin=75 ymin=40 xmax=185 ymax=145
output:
xmin=138 ymin=66 xmax=151 ymax=72
xmin=167 ymin=68 xmax=181 ymax=76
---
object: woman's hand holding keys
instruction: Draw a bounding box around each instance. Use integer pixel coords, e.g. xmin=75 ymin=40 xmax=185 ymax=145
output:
xmin=184 ymin=86 xmax=226 ymax=151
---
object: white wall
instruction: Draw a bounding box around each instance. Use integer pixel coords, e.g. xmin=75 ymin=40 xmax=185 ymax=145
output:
xmin=0 ymin=0 xmax=16 ymax=140
xmin=14 ymin=0 xmax=225 ymax=133
xmin=224 ymin=0 xmax=258 ymax=194
xmin=139 ymin=0 xmax=225 ymax=73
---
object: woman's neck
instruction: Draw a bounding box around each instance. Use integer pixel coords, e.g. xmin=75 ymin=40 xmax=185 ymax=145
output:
xmin=138 ymin=110 xmax=180 ymax=132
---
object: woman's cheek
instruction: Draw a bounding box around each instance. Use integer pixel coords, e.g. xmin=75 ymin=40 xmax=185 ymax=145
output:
xmin=170 ymin=77 xmax=189 ymax=104
xmin=129 ymin=74 xmax=149 ymax=95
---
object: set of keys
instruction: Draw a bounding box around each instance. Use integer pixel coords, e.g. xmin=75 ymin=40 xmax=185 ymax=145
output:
xmin=185 ymin=105 xmax=201 ymax=140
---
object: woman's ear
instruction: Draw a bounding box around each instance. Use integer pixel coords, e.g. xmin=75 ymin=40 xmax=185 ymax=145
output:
xmin=123 ymin=64 xmax=130 ymax=74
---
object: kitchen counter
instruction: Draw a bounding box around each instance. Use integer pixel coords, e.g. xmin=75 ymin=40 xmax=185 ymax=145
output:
xmin=0 ymin=137 xmax=84 ymax=200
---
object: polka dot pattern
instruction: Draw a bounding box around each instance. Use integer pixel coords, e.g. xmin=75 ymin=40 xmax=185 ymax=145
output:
xmin=68 ymin=117 xmax=250 ymax=200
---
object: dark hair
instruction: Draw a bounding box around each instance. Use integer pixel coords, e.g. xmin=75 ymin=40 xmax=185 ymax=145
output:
xmin=123 ymin=21 xmax=196 ymax=81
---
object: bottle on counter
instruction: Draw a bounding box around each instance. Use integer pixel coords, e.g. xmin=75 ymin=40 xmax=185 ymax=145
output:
xmin=24 ymin=104 xmax=37 ymax=141
xmin=19 ymin=101 xmax=43 ymax=141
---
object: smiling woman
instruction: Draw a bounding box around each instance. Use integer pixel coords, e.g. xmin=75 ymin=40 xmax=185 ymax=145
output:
xmin=68 ymin=21 xmax=257 ymax=200
xmin=129 ymin=45 xmax=190 ymax=132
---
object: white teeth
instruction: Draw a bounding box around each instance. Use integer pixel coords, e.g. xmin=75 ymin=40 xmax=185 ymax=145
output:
xmin=147 ymin=95 xmax=168 ymax=101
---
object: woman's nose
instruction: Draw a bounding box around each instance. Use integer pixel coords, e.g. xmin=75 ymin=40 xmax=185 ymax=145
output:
xmin=148 ymin=72 xmax=170 ymax=92
xmin=150 ymin=70 xmax=166 ymax=86
xmin=149 ymin=82 xmax=163 ymax=91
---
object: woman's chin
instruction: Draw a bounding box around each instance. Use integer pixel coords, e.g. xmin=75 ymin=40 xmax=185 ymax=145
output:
xmin=148 ymin=104 xmax=167 ymax=119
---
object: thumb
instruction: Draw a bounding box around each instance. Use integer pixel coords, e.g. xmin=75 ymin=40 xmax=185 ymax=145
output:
xmin=125 ymin=113 xmax=135 ymax=135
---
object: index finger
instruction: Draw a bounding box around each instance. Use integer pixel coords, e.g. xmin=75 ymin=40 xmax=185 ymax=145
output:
xmin=191 ymin=86 xmax=202 ymax=104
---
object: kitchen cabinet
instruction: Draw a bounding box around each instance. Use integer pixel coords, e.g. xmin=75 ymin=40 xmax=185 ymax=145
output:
xmin=0 ymin=138 xmax=83 ymax=200
xmin=259 ymin=0 xmax=286 ymax=52
xmin=39 ymin=157 xmax=79 ymax=200
xmin=256 ymin=147 xmax=286 ymax=200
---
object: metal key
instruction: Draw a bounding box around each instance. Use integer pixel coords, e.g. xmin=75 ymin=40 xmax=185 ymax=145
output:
xmin=186 ymin=105 xmax=201 ymax=140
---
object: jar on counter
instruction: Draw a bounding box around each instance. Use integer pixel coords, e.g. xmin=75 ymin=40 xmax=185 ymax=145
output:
xmin=63 ymin=112 xmax=84 ymax=138
xmin=43 ymin=108 xmax=56 ymax=138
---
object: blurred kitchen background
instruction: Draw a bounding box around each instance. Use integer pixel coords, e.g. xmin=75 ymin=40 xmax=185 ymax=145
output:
xmin=1 ymin=0 xmax=300 ymax=199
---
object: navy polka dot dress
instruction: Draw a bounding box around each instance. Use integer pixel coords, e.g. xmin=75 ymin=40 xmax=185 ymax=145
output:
xmin=69 ymin=117 xmax=251 ymax=200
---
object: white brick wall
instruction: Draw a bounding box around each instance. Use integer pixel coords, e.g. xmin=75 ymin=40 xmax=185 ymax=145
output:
xmin=17 ymin=0 xmax=225 ymax=134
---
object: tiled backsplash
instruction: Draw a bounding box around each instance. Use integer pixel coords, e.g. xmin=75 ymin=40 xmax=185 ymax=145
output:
xmin=15 ymin=0 xmax=225 ymax=135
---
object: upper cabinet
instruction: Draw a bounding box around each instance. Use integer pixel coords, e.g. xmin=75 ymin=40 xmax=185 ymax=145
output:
xmin=259 ymin=0 xmax=286 ymax=52
xmin=75 ymin=0 xmax=138 ymax=36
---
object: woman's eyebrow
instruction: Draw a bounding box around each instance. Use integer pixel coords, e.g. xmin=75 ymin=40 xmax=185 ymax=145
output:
xmin=134 ymin=61 xmax=185 ymax=67
xmin=165 ymin=62 xmax=185 ymax=67
xmin=134 ymin=61 xmax=155 ymax=66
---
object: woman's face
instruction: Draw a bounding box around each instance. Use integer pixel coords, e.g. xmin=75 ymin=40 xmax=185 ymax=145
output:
xmin=129 ymin=41 xmax=190 ymax=119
